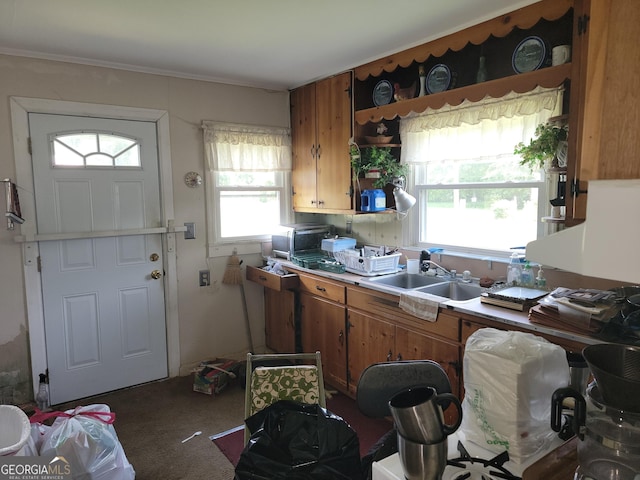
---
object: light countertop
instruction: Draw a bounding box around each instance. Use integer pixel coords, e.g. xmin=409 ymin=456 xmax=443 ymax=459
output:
xmin=279 ymin=261 xmax=600 ymax=346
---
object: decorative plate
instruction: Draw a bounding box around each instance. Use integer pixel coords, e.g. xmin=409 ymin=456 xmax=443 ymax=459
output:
xmin=426 ymin=64 xmax=452 ymax=94
xmin=512 ymin=36 xmax=547 ymax=73
xmin=373 ymin=80 xmax=393 ymax=106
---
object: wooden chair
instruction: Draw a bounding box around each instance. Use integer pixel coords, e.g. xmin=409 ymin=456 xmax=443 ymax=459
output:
xmin=243 ymin=351 xmax=325 ymax=443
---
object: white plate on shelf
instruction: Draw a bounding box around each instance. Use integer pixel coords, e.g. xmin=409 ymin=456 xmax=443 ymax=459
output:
xmin=512 ymin=36 xmax=548 ymax=73
xmin=373 ymin=80 xmax=393 ymax=106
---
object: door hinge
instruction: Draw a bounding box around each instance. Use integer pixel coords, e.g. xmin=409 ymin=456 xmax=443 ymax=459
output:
xmin=578 ymin=14 xmax=590 ymax=35
xmin=571 ymin=178 xmax=588 ymax=197
xmin=345 ymin=86 xmax=352 ymax=99
xmin=27 ymin=137 xmax=32 ymax=155
xmin=37 ymin=256 xmax=42 ymax=272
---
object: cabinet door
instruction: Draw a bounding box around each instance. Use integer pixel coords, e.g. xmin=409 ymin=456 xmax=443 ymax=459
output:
xmin=291 ymin=83 xmax=318 ymax=210
xmin=567 ymin=0 xmax=640 ymax=222
xmin=395 ymin=325 xmax=461 ymax=400
xmin=346 ymin=309 xmax=395 ymax=396
xmin=264 ymin=288 xmax=296 ymax=353
xmin=299 ymin=292 xmax=348 ymax=391
xmin=315 ymin=72 xmax=353 ymax=210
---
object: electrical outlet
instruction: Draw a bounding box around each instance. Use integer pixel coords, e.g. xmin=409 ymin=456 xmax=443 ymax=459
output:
xmin=199 ymin=270 xmax=210 ymax=286
xmin=184 ymin=222 xmax=196 ymax=240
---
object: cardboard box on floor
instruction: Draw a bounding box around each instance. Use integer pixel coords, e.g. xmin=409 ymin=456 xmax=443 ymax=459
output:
xmin=193 ymin=358 xmax=237 ymax=395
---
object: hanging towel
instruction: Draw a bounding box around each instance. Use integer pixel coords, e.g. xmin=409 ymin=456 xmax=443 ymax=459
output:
xmin=399 ymin=291 xmax=440 ymax=322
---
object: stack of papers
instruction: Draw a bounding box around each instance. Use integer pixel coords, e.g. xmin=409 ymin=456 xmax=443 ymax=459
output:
xmin=539 ymin=287 xmax=618 ymax=321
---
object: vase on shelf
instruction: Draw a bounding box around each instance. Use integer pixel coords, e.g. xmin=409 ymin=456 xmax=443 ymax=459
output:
xmin=476 ymin=55 xmax=488 ymax=83
xmin=418 ymin=64 xmax=427 ymax=97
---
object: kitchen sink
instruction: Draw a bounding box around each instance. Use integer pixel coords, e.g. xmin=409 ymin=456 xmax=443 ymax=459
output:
xmin=367 ymin=273 xmax=447 ymax=289
xmin=417 ymin=281 xmax=484 ymax=301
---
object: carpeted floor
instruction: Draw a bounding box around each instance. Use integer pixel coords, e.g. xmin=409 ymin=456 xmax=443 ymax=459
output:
xmin=55 ymin=375 xmax=245 ymax=480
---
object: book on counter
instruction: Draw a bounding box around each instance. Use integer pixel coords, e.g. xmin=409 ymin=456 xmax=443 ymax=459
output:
xmin=480 ymin=286 xmax=549 ymax=311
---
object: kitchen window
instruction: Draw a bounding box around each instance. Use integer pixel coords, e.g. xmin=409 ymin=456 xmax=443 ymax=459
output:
xmin=202 ymin=122 xmax=292 ymax=250
xmin=400 ymin=86 xmax=563 ymax=255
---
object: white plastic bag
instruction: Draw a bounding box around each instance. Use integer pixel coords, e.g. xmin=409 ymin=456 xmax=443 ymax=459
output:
xmin=15 ymin=423 xmax=50 ymax=456
xmin=461 ymin=328 xmax=569 ymax=462
xmin=37 ymin=404 xmax=135 ymax=480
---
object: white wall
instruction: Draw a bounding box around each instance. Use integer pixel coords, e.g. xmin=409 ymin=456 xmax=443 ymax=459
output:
xmin=0 ymin=54 xmax=290 ymax=403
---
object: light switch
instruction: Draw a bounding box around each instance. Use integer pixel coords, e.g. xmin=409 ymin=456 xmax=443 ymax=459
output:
xmin=184 ymin=222 xmax=196 ymax=239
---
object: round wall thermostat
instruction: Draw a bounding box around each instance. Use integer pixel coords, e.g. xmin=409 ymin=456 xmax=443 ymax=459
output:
xmin=184 ymin=171 xmax=202 ymax=188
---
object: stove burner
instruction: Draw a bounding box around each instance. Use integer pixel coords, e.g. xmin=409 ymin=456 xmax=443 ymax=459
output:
xmin=447 ymin=441 xmax=521 ymax=480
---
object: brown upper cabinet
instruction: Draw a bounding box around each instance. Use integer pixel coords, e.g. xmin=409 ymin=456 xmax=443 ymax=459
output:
xmin=291 ymin=0 xmax=640 ymax=221
xmin=291 ymin=72 xmax=353 ymax=213
xmin=566 ymin=0 xmax=640 ymax=224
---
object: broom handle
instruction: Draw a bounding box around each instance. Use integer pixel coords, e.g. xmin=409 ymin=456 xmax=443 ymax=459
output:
xmin=239 ymin=280 xmax=254 ymax=353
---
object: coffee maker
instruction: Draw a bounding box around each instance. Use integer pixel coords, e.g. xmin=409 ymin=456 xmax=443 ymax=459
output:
xmin=551 ymin=344 xmax=640 ymax=480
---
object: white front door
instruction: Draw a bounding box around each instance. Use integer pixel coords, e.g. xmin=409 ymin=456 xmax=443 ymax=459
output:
xmin=29 ymin=113 xmax=168 ymax=404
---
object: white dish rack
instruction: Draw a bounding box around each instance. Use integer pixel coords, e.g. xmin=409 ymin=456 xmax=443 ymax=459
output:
xmin=332 ymin=249 xmax=401 ymax=276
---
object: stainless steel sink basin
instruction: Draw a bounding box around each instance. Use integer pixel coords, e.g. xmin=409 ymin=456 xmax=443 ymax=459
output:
xmin=367 ymin=273 xmax=447 ymax=289
xmin=417 ymin=281 xmax=484 ymax=301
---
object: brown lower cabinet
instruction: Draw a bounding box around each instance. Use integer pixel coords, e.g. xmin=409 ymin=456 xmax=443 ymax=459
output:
xmin=264 ymin=288 xmax=296 ymax=354
xmin=254 ymin=268 xmax=590 ymax=415
xmin=299 ymin=291 xmax=348 ymax=392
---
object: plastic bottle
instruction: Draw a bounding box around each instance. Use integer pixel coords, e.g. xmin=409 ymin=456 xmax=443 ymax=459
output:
xmin=536 ymin=266 xmax=547 ymax=288
xmin=520 ymin=261 xmax=534 ymax=287
xmin=36 ymin=373 xmax=49 ymax=411
xmin=506 ymin=252 xmax=522 ymax=286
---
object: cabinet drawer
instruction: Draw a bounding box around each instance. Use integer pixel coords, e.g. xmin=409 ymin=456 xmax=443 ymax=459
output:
xmin=246 ymin=265 xmax=299 ymax=291
xmin=298 ymin=273 xmax=346 ymax=304
xmin=347 ymin=286 xmax=459 ymax=341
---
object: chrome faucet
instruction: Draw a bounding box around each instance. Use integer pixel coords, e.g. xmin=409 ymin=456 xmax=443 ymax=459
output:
xmin=424 ymin=260 xmax=456 ymax=280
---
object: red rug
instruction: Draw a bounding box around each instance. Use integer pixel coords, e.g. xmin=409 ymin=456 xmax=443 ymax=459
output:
xmin=211 ymin=392 xmax=392 ymax=466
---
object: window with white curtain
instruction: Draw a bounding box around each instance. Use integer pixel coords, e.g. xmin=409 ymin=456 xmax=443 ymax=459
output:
xmin=400 ymin=86 xmax=563 ymax=255
xmin=202 ymin=122 xmax=292 ymax=246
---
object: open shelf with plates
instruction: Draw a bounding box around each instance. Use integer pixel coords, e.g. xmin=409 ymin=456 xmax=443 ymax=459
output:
xmin=353 ymin=0 xmax=573 ymax=131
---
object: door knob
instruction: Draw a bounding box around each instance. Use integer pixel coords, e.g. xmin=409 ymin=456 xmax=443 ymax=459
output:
xmin=151 ymin=270 xmax=162 ymax=279
xmin=150 ymin=253 xmax=159 ymax=262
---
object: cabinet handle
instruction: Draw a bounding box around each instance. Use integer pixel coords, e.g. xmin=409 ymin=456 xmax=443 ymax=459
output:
xmin=338 ymin=330 xmax=344 ymax=345
xmin=387 ymin=350 xmax=393 ymax=361
xmin=316 ymin=144 xmax=321 ymax=159
xmin=310 ymin=145 xmax=316 ymax=158
xmin=315 ymin=285 xmax=326 ymax=292
xmin=396 ymin=353 xmax=403 ymax=361
xmin=317 ymin=200 xmax=325 ymax=205
xmin=258 ymin=275 xmax=267 ymax=281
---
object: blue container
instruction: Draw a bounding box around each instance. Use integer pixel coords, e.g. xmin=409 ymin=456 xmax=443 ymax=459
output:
xmin=361 ymin=189 xmax=386 ymax=212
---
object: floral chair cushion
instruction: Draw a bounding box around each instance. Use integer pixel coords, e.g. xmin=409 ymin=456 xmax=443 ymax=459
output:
xmin=249 ymin=365 xmax=321 ymax=415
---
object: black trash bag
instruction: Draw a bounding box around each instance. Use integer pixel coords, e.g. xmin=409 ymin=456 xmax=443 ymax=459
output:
xmin=234 ymin=400 xmax=363 ymax=480
xmin=361 ymin=427 xmax=397 ymax=480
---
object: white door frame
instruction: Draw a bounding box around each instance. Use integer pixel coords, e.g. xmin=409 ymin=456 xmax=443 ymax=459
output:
xmin=10 ymin=97 xmax=181 ymax=397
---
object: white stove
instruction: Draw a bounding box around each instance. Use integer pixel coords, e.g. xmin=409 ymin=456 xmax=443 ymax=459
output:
xmin=372 ymin=432 xmax=563 ymax=480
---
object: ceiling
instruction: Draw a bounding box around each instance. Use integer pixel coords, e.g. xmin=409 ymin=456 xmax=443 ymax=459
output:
xmin=0 ymin=0 xmax=539 ymax=91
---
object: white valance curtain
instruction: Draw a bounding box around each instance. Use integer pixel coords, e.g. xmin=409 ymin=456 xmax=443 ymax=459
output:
xmin=202 ymin=121 xmax=291 ymax=172
xmin=400 ymin=86 xmax=564 ymax=164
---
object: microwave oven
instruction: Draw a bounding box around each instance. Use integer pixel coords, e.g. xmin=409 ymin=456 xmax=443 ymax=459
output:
xmin=271 ymin=223 xmax=333 ymax=259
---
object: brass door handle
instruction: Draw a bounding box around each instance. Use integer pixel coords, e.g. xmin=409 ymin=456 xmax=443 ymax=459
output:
xmin=151 ymin=270 xmax=162 ymax=279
